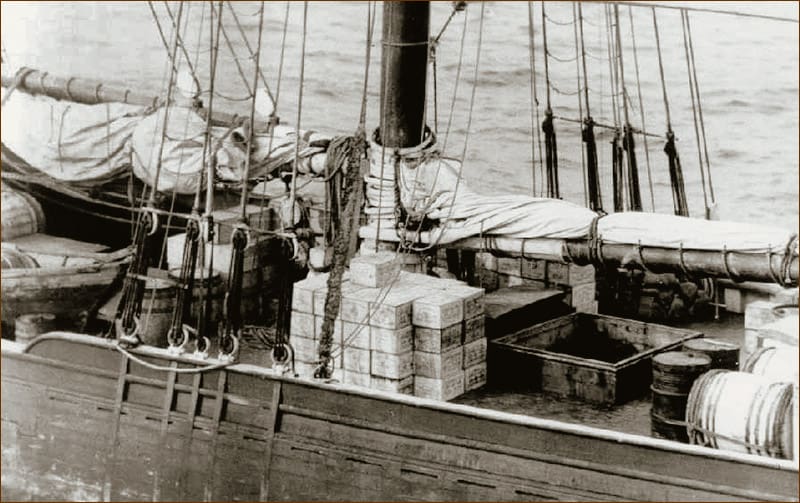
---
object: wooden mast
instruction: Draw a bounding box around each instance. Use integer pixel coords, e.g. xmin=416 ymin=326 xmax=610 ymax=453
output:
xmin=380 ymin=2 xmax=430 ymax=148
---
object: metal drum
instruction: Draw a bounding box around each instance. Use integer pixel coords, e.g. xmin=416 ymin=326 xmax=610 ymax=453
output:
xmin=687 ymin=370 xmax=794 ymax=460
xmin=682 ymin=338 xmax=740 ymax=371
xmin=651 ymin=351 xmax=711 ymax=442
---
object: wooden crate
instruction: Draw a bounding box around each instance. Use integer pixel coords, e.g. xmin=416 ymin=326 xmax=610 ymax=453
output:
xmin=412 ymin=293 xmax=464 ymax=329
xmin=350 ymin=251 xmax=401 ymax=288
xmin=415 ymin=323 xmax=462 ymax=353
xmin=414 ymin=373 xmax=465 ymax=401
xmin=465 ymin=362 xmax=487 ymax=391
xmin=414 ymin=347 xmax=463 ymax=379
xmin=490 ymin=313 xmax=702 ymax=404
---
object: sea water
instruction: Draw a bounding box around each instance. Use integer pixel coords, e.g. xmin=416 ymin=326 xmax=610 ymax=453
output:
xmin=1 ymin=1 xmax=797 ymax=230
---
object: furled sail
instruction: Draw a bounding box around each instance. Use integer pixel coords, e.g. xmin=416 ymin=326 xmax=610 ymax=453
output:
xmin=1 ymin=87 xmax=325 ymax=194
xmin=364 ymin=137 xmax=797 ymax=258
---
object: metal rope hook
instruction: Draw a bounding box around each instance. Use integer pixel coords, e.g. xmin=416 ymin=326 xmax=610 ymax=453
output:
xmin=271 ymin=341 xmax=294 ymax=376
xmin=115 ymin=317 xmax=141 ymax=348
xmin=166 ymin=325 xmax=191 ymax=356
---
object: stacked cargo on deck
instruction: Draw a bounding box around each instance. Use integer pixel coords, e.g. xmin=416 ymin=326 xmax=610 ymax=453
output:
xmin=289 ymin=251 xmax=487 ymax=401
xmin=473 ymin=252 xmax=597 ymax=313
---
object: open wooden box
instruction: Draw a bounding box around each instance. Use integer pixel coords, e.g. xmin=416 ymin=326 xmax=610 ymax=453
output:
xmin=489 ymin=313 xmax=703 ymax=404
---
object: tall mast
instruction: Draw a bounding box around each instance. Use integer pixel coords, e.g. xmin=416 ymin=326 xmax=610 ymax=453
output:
xmin=380 ymin=2 xmax=430 ymax=148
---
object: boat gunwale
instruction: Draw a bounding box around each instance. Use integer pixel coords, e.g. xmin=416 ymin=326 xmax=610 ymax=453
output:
xmin=2 ymin=331 xmax=797 ymax=473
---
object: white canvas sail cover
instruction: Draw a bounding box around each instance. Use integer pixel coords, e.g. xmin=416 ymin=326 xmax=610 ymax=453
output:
xmin=1 ymin=89 xmax=324 ymax=194
xmin=1 ymin=89 xmax=144 ymax=187
xmin=366 ymin=138 xmax=796 ymax=254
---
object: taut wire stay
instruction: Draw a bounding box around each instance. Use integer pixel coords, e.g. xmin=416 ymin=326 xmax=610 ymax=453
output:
xmin=288 ymin=1 xmax=310 ymax=227
xmin=578 ymin=2 xmax=603 ymax=212
xmin=613 ymin=4 xmax=642 ymax=211
xmin=226 ymin=0 xmax=276 ymax=110
xmin=652 ymin=7 xmax=688 ymax=217
xmin=605 ymin=4 xmax=624 ymax=212
xmin=540 ymin=1 xmax=559 ymax=198
xmin=685 ymin=10 xmax=715 ymax=209
xmin=628 ymin=6 xmax=655 ymax=212
xmin=256 ymin=2 xmax=291 ymax=227
xmin=572 ymin=2 xmax=588 ymax=208
xmin=527 ymin=1 xmax=544 ymax=197
xmin=680 ymin=9 xmax=710 ymax=220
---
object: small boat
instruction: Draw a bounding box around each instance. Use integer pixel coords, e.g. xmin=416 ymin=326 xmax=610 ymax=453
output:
xmin=1 ymin=238 xmax=129 ymax=329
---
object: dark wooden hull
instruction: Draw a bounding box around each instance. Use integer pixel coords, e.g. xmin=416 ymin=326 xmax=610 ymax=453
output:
xmin=2 ymin=333 xmax=797 ymax=501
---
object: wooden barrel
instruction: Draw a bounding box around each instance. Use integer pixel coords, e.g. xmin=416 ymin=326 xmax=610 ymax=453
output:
xmin=14 ymin=313 xmax=57 ymax=343
xmin=168 ymin=268 xmax=224 ymax=333
xmin=138 ymin=278 xmax=176 ymax=347
xmin=687 ymin=370 xmax=794 ymax=459
xmin=742 ymin=347 xmax=799 ymax=385
xmin=651 ymin=351 xmax=712 ymax=442
xmin=1 ymin=247 xmax=39 ymax=269
xmin=1 ymin=187 xmax=46 ymax=240
xmin=682 ymin=338 xmax=740 ymax=371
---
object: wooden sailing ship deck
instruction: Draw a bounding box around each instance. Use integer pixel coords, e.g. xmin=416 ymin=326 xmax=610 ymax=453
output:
xmin=2 ymin=1 xmax=799 ymax=501
xmin=2 ymin=308 xmax=796 ymax=501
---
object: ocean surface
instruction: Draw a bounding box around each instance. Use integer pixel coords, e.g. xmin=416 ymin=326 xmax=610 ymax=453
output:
xmin=2 ymin=1 xmax=798 ymax=231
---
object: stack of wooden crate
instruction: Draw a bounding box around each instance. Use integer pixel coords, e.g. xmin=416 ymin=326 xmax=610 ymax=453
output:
xmin=472 ymin=252 xmax=596 ymax=313
xmin=289 ymin=250 xmax=487 ymax=401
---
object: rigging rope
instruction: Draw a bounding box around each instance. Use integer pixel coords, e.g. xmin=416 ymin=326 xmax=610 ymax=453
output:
xmin=652 ymin=7 xmax=689 ymax=217
xmin=148 ymin=1 xmax=201 ymax=98
xmin=628 ymin=6 xmax=655 ymax=212
xmin=578 ymin=2 xmax=603 ymax=212
xmin=209 ymin=2 xmax=256 ymax=99
xmin=613 ymin=4 xmax=642 ymax=211
xmin=398 ymin=2 xmax=481 ymax=253
xmin=620 ymin=2 xmax=799 ymax=24
xmin=572 ymin=2 xmax=588 ymax=207
xmin=681 ymin=9 xmax=710 ymax=219
xmin=605 ymin=5 xmax=624 ymax=212
xmin=540 ymin=2 xmax=559 ymax=199
xmin=256 ymin=2 xmax=290 ymax=225
xmin=393 ymin=3 xmax=469 ymax=249
xmin=288 ymin=1 xmax=309 ymax=227
xmin=527 ymin=1 xmax=544 ymax=197
xmin=219 ymin=1 xmax=266 ymax=361
xmin=116 ymin=1 xmax=186 ymax=346
xmin=684 ymin=11 xmax=715 ymax=205
xmin=226 ymin=0 xmax=276 ymax=108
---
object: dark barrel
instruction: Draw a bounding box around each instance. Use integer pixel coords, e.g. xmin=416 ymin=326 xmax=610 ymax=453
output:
xmin=651 ymin=351 xmax=711 ymax=442
xmin=682 ymin=338 xmax=739 ymax=370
